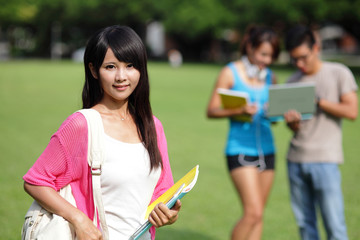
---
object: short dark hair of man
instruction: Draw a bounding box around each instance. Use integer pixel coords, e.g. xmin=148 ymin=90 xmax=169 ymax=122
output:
xmin=285 ymin=25 xmax=316 ymax=51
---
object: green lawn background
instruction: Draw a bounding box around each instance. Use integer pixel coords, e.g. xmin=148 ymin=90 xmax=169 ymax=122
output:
xmin=0 ymin=61 xmax=359 ymax=240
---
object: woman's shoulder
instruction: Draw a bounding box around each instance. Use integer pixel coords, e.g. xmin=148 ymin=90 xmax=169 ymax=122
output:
xmin=60 ymin=111 xmax=87 ymax=129
xmin=152 ymin=115 xmax=163 ymax=130
xmin=55 ymin=111 xmax=88 ymax=139
xmin=217 ymin=61 xmax=242 ymax=83
xmin=225 ymin=60 xmax=243 ymax=70
xmin=153 ymin=115 xmax=170 ymax=138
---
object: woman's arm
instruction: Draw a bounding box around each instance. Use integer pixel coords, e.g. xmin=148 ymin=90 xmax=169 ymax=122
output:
xmin=206 ymin=66 xmax=257 ymax=119
xmin=24 ymin=182 xmax=102 ymax=240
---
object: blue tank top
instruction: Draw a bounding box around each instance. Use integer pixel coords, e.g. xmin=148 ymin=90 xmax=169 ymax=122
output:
xmin=225 ymin=62 xmax=275 ymax=156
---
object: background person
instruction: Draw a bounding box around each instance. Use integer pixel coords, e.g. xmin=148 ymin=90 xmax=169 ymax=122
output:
xmin=284 ymin=25 xmax=358 ymax=240
xmin=23 ymin=25 xmax=180 ymax=240
xmin=207 ymin=25 xmax=280 ymax=240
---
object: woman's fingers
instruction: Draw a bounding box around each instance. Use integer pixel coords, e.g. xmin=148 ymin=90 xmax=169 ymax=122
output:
xmin=149 ymin=200 xmax=181 ymax=228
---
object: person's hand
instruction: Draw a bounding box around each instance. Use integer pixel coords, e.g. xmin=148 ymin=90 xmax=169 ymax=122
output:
xmin=72 ymin=211 xmax=103 ymax=240
xmin=284 ymin=110 xmax=301 ymax=132
xmin=148 ymin=200 xmax=182 ymax=228
xmin=240 ymin=104 xmax=258 ymax=116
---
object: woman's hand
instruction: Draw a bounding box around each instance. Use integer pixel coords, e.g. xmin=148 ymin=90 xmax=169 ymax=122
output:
xmin=148 ymin=200 xmax=182 ymax=228
xmin=24 ymin=183 xmax=103 ymax=240
xmin=284 ymin=110 xmax=301 ymax=132
xmin=241 ymin=104 xmax=258 ymax=116
xmin=71 ymin=211 xmax=103 ymax=240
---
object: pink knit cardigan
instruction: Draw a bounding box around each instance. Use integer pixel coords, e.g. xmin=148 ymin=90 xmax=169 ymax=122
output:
xmin=23 ymin=111 xmax=174 ymax=240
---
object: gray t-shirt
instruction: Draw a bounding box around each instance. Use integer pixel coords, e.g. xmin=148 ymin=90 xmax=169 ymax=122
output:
xmin=287 ymin=61 xmax=358 ymax=164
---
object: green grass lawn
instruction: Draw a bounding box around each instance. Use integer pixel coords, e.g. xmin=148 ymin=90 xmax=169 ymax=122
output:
xmin=0 ymin=60 xmax=359 ymax=240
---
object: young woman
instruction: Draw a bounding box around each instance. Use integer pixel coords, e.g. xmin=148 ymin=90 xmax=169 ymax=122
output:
xmin=23 ymin=25 xmax=180 ymax=240
xmin=207 ymin=25 xmax=280 ymax=240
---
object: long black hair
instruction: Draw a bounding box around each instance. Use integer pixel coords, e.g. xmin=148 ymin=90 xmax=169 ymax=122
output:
xmin=82 ymin=25 xmax=162 ymax=170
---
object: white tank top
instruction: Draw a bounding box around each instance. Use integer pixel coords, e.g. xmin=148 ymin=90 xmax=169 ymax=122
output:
xmin=101 ymin=134 xmax=161 ymax=239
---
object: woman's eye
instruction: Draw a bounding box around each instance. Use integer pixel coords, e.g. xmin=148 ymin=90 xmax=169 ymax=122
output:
xmin=105 ymin=65 xmax=115 ymax=69
xmin=127 ymin=63 xmax=134 ymax=68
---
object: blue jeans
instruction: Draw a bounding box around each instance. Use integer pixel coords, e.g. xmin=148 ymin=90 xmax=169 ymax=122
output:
xmin=287 ymin=162 xmax=348 ymax=240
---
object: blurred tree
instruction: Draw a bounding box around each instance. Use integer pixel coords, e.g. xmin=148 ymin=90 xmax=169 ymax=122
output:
xmin=0 ymin=0 xmax=359 ymax=58
xmin=0 ymin=0 xmax=37 ymax=26
xmin=154 ymin=0 xmax=232 ymax=39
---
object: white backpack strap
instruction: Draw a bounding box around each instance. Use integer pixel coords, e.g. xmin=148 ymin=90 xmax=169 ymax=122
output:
xmin=77 ymin=109 xmax=109 ymax=240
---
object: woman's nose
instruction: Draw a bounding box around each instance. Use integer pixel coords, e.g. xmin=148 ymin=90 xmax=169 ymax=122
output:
xmin=115 ymin=68 xmax=126 ymax=81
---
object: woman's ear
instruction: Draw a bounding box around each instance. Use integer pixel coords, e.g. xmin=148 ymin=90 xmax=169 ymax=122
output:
xmin=89 ymin=63 xmax=98 ymax=79
xmin=246 ymin=43 xmax=253 ymax=55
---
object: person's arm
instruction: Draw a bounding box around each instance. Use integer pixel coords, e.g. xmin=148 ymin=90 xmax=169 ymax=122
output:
xmin=206 ymin=66 xmax=257 ymax=119
xmin=24 ymin=183 xmax=102 ymax=240
xmin=149 ymin=117 xmax=181 ymax=229
xmin=318 ymin=91 xmax=358 ymax=120
xmin=23 ymin=113 xmax=102 ymax=240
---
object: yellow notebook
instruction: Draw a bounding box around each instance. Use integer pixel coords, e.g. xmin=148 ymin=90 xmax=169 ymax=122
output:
xmin=217 ymin=88 xmax=252 ymax=122
xmin=130 ymin=165 xmax=199 ymax=240
xmin=145 ymin=165 xmax=199 ymax=219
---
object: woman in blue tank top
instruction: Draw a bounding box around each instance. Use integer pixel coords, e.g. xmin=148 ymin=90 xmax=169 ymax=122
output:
xmin=207 ymin=25 xmax=280 ymax=240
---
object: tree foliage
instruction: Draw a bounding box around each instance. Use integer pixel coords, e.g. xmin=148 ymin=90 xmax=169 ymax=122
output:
xmin=1 ymin=0 xmax=359 ymax=57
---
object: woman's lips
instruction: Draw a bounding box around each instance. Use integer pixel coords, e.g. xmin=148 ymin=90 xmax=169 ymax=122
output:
xmin=113 ymin=84 xmax=129 ymax=90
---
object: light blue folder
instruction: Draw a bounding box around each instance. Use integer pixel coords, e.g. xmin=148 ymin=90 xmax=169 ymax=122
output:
xmin=266 ymin=82 xmax=316 ymax=121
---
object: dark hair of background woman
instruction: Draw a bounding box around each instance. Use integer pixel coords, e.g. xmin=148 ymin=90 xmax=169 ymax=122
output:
xmin=82 ymin=25 xmax=162 ymax=170
xmin=240 ymin=25 xmax=280 ymax=61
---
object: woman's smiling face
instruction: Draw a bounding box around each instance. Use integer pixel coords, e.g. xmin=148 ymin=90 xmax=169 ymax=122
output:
xmin=248 ymin=41 xmax=274 ymax=70
xmin=91 ymin=48 xmax=140 ymax=103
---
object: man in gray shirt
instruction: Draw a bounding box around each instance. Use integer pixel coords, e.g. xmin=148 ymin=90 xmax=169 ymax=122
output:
xmin=284 ymin=25 xmax=358 ymax=240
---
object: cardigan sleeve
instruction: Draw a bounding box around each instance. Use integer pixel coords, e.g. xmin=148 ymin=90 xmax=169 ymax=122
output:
xmin=149 ymin=116 xmax=174 ymax=240
xmin=151 ymin=116 xmax=174 ymax=202
xmin=23 ymin=112 xmax=89 ymax=191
